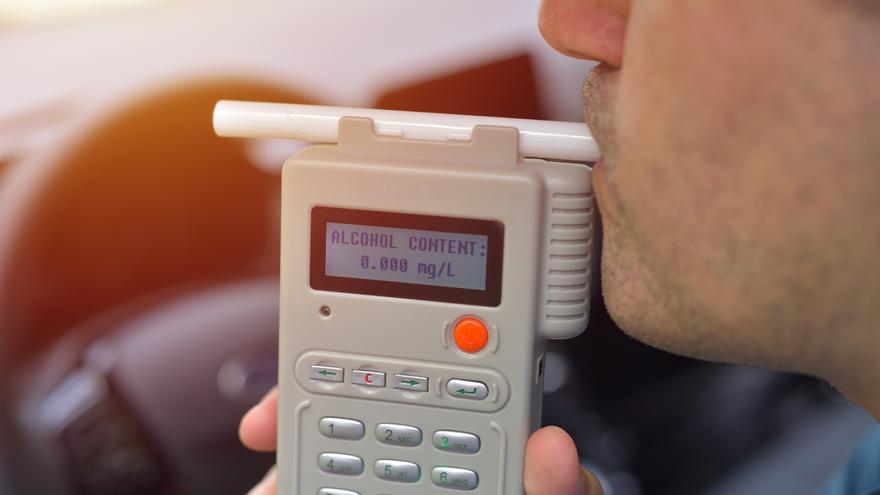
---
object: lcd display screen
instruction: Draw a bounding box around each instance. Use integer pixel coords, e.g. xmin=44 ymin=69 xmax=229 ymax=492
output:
xmin=310 ymin=207 xmax=503 ymax=306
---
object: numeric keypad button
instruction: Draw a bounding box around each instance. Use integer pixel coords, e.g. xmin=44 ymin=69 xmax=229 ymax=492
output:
xmin=376 ymin=423 xmax=422 ymax=447
xmin=319 ymin=418 xmax=365 ymax=440
xmin=374 ymin=460 xmax=420 ymax=482
xmin=433 ymin=430 xmax=480 ymax=454
xmin=432 ymin=467 xmax=479 ymax=490
xmin=318 ymin=453 xmax=364 ymax=476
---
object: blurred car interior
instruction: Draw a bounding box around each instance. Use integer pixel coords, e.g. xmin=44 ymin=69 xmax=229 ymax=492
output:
xmin=0 ymin=1 xmax=874 ymax=494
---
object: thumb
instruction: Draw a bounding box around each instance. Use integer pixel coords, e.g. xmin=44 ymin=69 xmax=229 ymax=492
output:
xmin=524 ymin=426 xmax=604 ymax=495
xmin=246 ymin=466 xmax=277 ymax=495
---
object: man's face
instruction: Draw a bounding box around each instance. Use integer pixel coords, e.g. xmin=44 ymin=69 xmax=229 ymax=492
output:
xmin=540 ymin=0 xmax=880 ymax=379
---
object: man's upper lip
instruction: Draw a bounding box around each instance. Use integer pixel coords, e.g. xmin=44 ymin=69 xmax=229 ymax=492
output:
xmin=582 ymin=64 xmax=620 ymax=157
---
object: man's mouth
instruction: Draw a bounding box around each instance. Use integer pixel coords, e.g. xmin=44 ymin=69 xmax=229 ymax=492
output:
xmin=583 ymin=65 xmax=623 ymax=227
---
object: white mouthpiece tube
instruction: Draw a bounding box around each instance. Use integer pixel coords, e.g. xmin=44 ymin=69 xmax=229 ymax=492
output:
xmin=213 ymin=101 xmax=599 ymax=162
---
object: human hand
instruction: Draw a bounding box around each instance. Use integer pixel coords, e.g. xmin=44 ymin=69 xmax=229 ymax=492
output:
xmin=240 ymin=387 xmax=604 ymax=495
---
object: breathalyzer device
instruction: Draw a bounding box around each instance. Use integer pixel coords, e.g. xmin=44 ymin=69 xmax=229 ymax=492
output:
xmin=213 ymin=101 xmax=599 ymax=495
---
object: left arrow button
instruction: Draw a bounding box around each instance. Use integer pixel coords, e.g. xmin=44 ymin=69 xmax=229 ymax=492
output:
xmin=310 ymin=365 xmax=344 ymax=383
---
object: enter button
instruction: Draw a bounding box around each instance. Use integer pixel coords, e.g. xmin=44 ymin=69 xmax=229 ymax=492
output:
xmin=446 ymin=379 xmax=488 ymax=401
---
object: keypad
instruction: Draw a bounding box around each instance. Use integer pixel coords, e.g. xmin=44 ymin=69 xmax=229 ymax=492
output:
xmin=318 ymin=453 xmax=364 ymax=475
xmin=297 ymin=352 xmax=510 ymax=413
xmin=374 ymin=459 xmax=421 ymax=482
xmin=319 ymin=417 xmax=365 ymax=440
xmin=315 ymin=419 xmax=482 ymax=489
xmin=376 ymin=423 xmax=422 ymax=447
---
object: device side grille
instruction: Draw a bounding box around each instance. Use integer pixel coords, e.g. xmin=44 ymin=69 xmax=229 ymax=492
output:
xmin=544 ymin=191 xmax=593 ymax=324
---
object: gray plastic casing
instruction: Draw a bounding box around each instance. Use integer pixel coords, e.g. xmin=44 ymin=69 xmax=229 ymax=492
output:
xmin=278 ymin=117 xmax=594 ymax=494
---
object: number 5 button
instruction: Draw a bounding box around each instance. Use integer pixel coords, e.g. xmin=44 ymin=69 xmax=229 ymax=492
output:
xmin=374 ymin=460 xmax=420 ymax=482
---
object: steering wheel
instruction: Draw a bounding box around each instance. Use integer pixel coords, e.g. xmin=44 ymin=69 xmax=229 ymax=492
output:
xmin=0 ymin=80 xmax=308 ymax=494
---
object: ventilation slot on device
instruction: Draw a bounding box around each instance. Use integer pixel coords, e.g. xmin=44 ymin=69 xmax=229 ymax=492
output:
xmin=544 ymin=191 xmax=593 ymax=325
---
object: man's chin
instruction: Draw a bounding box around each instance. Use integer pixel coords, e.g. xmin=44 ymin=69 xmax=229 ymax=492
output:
xmin=601 ymin=244 xmax=784 ymax=371
xmin=599 ymin=228 xmax=714 ymax=362
xmin=594 ymin=169 xmax=731 ymax=363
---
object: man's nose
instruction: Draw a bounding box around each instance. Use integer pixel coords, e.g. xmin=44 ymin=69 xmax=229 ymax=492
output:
xmin=539 ymin=0 xmax=630 ymax=68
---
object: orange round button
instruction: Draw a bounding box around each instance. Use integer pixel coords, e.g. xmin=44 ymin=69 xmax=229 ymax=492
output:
xmin=453 ymin=317 xmax=490 ymax=354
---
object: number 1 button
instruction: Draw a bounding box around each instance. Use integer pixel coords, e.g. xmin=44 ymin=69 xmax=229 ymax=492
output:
xmin=319 ymin=418 xmax=365 ymax=440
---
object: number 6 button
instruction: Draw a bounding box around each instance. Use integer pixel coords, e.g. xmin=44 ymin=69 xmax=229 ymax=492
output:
xmin=432 ymin=467 xmax=479 ymax=490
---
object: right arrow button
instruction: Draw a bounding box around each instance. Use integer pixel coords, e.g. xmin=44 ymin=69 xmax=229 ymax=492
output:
xmin=446 ymin=379 xmax=489 ymax=401
xmin=393 ymin=374 xmax=429 ymax=392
